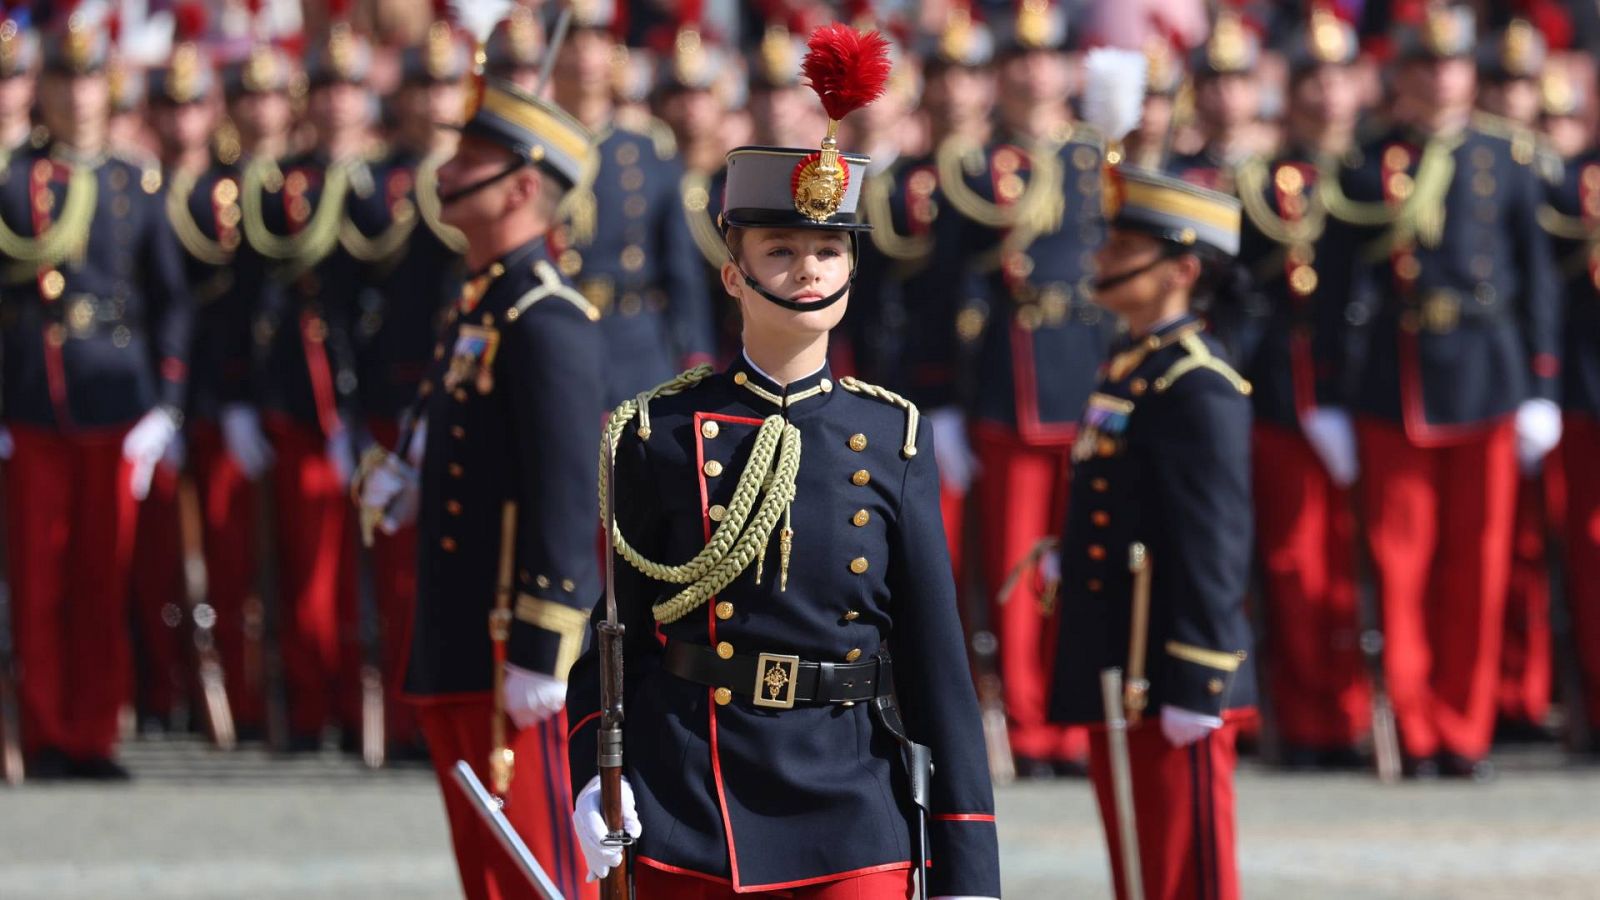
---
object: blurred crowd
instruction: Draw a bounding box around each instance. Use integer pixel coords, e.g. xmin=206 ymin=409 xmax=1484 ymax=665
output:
xmin=1 ymin=0 xmax=1599 ymax=789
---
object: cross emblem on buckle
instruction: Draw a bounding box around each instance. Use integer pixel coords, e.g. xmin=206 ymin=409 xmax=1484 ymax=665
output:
xmin=753 ymin=653 xmax=800 ymax=709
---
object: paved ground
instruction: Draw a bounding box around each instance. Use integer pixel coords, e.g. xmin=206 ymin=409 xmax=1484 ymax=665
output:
xmin=1 ymin=738 xmax=1597 ymax=899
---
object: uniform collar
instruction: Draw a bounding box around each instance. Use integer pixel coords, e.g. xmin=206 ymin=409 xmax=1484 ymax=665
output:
xmin=730 ymin=352 xmax=836 ymax=412
xmin=1106 ymin=314 xmax=1203 ymax=380
xmin=460 ymin=238 xmax=547 ymax=314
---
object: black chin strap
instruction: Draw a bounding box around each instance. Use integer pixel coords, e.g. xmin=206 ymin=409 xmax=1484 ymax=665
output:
xmin=438 ymin=160 xmax=525 ymax=205
xmin=1092 ymin=247 xmax=1184 ymax=293
xmin=727 ymin=232 xmax=856 ymax=312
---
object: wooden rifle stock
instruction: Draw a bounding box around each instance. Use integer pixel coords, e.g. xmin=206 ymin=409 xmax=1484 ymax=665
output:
xmin=597 ymin=619 xmax=631 ymax=900
xmin=177 ymin=474 xmax=237 ymax=750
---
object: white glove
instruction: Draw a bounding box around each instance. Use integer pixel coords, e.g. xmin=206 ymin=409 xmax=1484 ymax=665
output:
xmin=929 ymin=407 xmax=978 ymax=494
xmin=1039 ymin=550 xmax=1061 ymax=586
xmin=1515 ymin=398 xmax=1562 ymax=475
xmin=160 ymin=429 xmax=187 ymax=474
xmin=1302 ymin=406 xmax=1359 ymax=488
xmin=0 ymin=425 xmax=11 ymax=461
xmin=1160 ymin=705 xmax=1223 ymax=748
xmin=503 ymin=664 xmax=568 ymax=729
xmin=402 ymin=415 xmax=428 ymax=468
xmin=123 ymin=408 xmax=180 ymax=501
xmin=573 ymin=774 xmax=642 ymax=882
xmin=326 ymin=428 xmax=356 ymax=488
xmin=358 ymin=453 xmax=420 ymax=534
xmin=221 ymin=404 xmax=274 ymax=480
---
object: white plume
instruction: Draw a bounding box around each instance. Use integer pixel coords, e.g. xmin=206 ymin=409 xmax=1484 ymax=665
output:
xmin=1082 ymin=48 xmax=1148 ymax=145
xmin=452 ymin=0 xmax=516 ymax=42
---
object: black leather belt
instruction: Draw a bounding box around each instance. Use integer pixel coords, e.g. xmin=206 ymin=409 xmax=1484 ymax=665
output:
xmin=663 ymin=640 xmax=893 ymax=710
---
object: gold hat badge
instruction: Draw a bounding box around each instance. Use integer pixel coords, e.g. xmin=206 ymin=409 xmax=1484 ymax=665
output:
xmin=790 ymin=24 xmax=891 ymax=223
xmin=1207 ymin=11 xmax=1249 ymax=73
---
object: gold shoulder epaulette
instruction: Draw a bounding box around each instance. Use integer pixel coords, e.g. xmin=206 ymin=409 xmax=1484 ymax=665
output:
xmin=838 ymin=376 xmax=920 ymax=459
xmin=1470 ymin=111 xmax=1537 ymax=166
xmin=645 ymin=118 xmax=677 ymax=160
xmin=1153 ymin=333 xmax=1252 ymax=396
xmin=507 ymin=260 xmax=601 ymax=323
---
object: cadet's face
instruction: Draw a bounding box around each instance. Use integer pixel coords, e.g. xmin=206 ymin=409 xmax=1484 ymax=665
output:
xmin=926 ymin=65 xmax=995 ymax=128
xmin=230 ymin=90 xmax=291 ymax=143
xmin=1197 ymin=73 xmax=1259 ymax=130
xmin=1292 ymin=65 xmax=1359 ymax=130
xmin=1092 ymin=229 xmax=1172 ymax=316
xmin=1136 ymin=94 xmax=1173 ymax=144
xmin=427 ymin=80 xmax=466 ymax=129
xmin=1001 ymin=49 xmax=1068 ymax=107
xmin=723 ymin=229 xmax=852 ymax=339
xmin=1493 ymin=78 xmax=1541 ymax=127
xmin=1403 ymin=57 xmax=1476 ymax=116
xmin=310 ymin=81 xmax=368 ymax=133
xmin=0 ymin=73 xmax=35 ymax=120
xmin=435 ymin=135 xmax=526 ymax=229
xmin=751 ymin=85 xmax=826 ymax=147
xmin=39 ymin=72 xmax=108 ymax=143
xmin=154 ymin=100 xmax=214 ymax=151
xmin=556 ymin=29 xmax=613 ymax=96
xmin=659 ymin=88 xmax=720 ymax=138
xmin=1544 ymin=114 xmax=1589 ymax=158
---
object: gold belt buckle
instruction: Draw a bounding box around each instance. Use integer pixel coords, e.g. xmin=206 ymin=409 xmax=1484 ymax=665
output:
xmin=1422 ymin=291 xmax=1460 ymax=334
xmin=753 ymin=653 xmax=800 ymax=710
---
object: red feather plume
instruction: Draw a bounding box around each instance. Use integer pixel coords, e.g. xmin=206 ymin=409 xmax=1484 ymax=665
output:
xmin=175 ymin=2 xmax=207 ymax=42
xmin=328 ymin=0 xmax=353 ymax=23
xmin=800 ymin=23 xmax=890 ymax=122
xmin=678 ymin=0 xmax=705 ymax=29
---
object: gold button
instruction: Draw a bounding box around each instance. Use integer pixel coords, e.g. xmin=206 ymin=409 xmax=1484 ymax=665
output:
xmin=448 ymin=463 xmax=464 ymax=477
xmin=446 ymin=500 xmax=462 ymax=515
xmin=851 ymin=469 xmax=871 ymax=486
xmin=844 ymin=648 xmax=863 ymax=662
xmin=820 ymin=378 xmax=833 ymax=392
xmin=1091 ymin=511 xmax=1110 ymax=527
xmin=562 ymin=579 xmax=576 ymax=592
xmin=1130 ymin=378 xmax=1148 ymax=396
xmin=1208 ymin=678 xmax=1225 ymax=695
xmin=451 ymin=426 xmax=465 ymax=439
xmin=1091 ymin=478 xmax=1109 ymax=493
xmin=453 ymin=388 xmax=468 ymax=402
xmin=716 ymin=642 xmax=735 ymax=659
xmin=709 ymin=504 xmax=727 ymax=522
xmin=714 ymin=687 xmax=732 ymax=705
xmin=40 ymin=270 xmax=64 ymax=300
xmin=852 ymin=509 xmax=870 ymax=527
xmin=849 ymin=557 xmax=869 ymax=574
xmin=704 ymin=460 xmax=723 ymax=477
xmin=1088 ymin=545 xmax=1106 ymax=561
xmin=537 ymin=575 xmax=551 ymax=589
xmin=843 ymin=610 xmax=860 ymax=621
xmin=715 ymin=601 xmax=735 ymax=620
xmin=733 ymin=372 xmax=748 ymax=385
xmin=702 ymin=420 xmax=720 ymax=439
xmin=440 ymin=537 xmax=457 ymax=552
xmin=848 ymin=433 xmax=868 ymax=452
xmin=1088 ymin=579 xmax=1103 ymax=592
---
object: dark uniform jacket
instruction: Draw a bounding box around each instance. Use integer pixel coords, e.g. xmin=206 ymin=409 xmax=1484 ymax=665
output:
xmin=566 ymin=359 xmax=1001 ymax=896
xmin=554 ymin=126 xmax=713 ymax=407
xmin=1329 ymin=120 xmax=1560 ymax=443
xmin=166 ymin=153 xmax=252 ymax=423
xmin=353 ymin=148 xmax=466 ymax=424
xmin=1540 ymin=148 xmax=1600 ymax=418
xmin=1049 ymin=316 xmax=1257 ymax=723
xmin=1231 ymin=148 xmax=1360 ymax=432
xmin=0 ymin=142 xmax=193 ymax=429
xmin=933 ymin=128 xmax=1116 ymax=441
xmin=403 ymin=239 xmax=604 ymax=695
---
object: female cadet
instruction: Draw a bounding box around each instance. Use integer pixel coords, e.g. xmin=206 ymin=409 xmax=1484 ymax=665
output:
xmin=1047 ymin=168 xmax=1256 ymax=900
xmin=563 ymin=24 xmax=1002 ymax=900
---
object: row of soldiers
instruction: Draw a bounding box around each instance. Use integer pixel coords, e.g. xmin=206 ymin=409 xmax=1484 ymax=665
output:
xmin=2 ymin=0 xmax=1599 ymax=794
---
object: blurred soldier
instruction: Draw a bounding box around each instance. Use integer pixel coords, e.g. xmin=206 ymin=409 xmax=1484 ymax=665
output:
xmin=1122 ymin=37 xmax=1183 ymax=171
xmin=1048 ymin=167 xmax=1255 ymax=900
xmin=1479 ymin=16 xmax=1561 ymax=741
xmin=747 ymin=15 xmax=829 ymax=153
xmin=356 ymin=76 xmax=602 ymax=900
xmin=547 ymin=1 xmax=713 ymax=407
xmin=1233 ymin=7 xmax=1369 ymax=768
xmin=480 ymin=5 xmax=543 ymax=94
xmin=935 ymin=0 xmax=1109 ymax=777
xmin=1537 ymin=63 xmax=1600 ymax=751
xmin=240 ymin=18 xmax=387 ymax=751
xmin=1327 ymin=6 xmax=1561 ymax=779
xmin=105 ymin=18 xmax=150 ymax=157
xmin=131 ymin=2 xmax=218 ymax=730
xmin=0 ymin=5 xmax=38 ymax=153
xmin=0 ymin=9 xmax=193 ymax=778
xmin=353 ymin=16 xmax=473 ymax=758
xmin=1168 ymin=10 xmax=1261 ymax=192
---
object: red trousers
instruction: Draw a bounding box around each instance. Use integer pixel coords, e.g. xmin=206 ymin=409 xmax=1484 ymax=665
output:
xmin=1089 ymin=720 xmax=1241 ymax=900
xmin=6 ymin=424 xmax=138 ymax=758
xmin=189 ymin=421 xmax=265 ymax=731
xmin=366 ymin=417 xmax=419 ymax=745
xmin=414 ymin=698 xmax=594 ymax=900
xmin=636 ymin=862 xmax=913 ymax=899
xmin=1251 ymin=424 xmax=1369 ymax=748
xmin=1498 ymin=463 xmax=1560 ymax=726
xmin=130 ymin=463 xmax=186 ymax=720
xmin=265 ymin=417 xmax=358 ymax=739
xmin=1355 ymin=419 xmax=1517 ymax=760
xmin=972 ymin=424 xmax=1085 ymax=762
xmin=1562 ymin=416 xmax=1600 ymax=729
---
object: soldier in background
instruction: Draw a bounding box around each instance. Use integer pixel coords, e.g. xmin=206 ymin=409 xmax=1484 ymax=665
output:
xmin=353 ymin=15 xmax=473 ymax=759
xmin=0 ymin=7 xmax=37 ymax=154
xmin=547 ymin=0 xmax=713 ymax=406
xmin=1329 ymin=7 xmax=1561 ymax=779
xmin=1122 ymin=37 xmax=1183 ymax=172
xmin=1233 ymin=7 xmax=1369 ymax=769
xmin=0 ymin=10 xmax=193 ymax=778
xmin=480 ymin=5 xmax=543 ymax=94
xmin=1168 ymin=10 xmax=1262 ymax=193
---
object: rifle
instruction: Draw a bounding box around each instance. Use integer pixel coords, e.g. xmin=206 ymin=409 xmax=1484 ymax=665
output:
xmin=352 ymin=522 xmax=386 ymax=769
xmin=1124 ymin=544 xmax=1152 ymax=726
xmin=176 ymin=474 xmax=237 ymax=750
xmin=451 ymin=761 xmax=565 ymax=900
xmin=963 ymin=484 xmax=1013 ymax=784
xmin=0 ymin=472 xmax=22 ymax=784
xmin=1100 ymin=668 xmax=1145 ymax=900
xmin=597 ymin=436 xmax=633 ymax=900
xmin=1351 ymin=500 xmax=1402 ymax=783
xmin=490 ymin=501 xmax=517 ymax=795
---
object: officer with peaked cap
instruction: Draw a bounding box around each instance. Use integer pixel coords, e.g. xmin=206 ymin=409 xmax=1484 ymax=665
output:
xmin=0 ymin=7 xmax=194 ymax=779
xmin=565 ymin=23 xmax=1001 ymax=900
xmin=356 ymin=75 xmax=603 ymax=900
xmin=1048 ymin=166 xmax=1256 ymax=900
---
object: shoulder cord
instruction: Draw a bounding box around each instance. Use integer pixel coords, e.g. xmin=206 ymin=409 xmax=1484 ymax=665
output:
xmin=240 ymin=156 xmax=350 ymax=263
xmin=416 ymin=154 xmax=469 ymax=254
xmin=1234 ymin=156 xmax=1331 ymax=246
xmin=680 ymin=170 xmax=731 ymax=268
xmin=0 ymin=164 xmax=96 ymax=265
xmin=861 ymin=171 xmax=933 ymax=262
xmin=1154 ymin=333 xmax=1253 ymax=395
xmin=838 ymin=376 xmax=920 ymax=458
xmin=166 ymin=169 xmax=234 ymax=266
